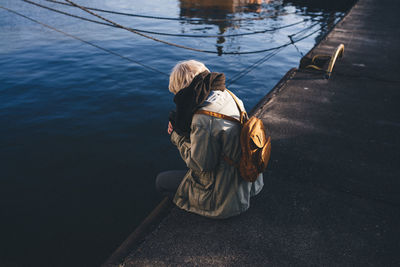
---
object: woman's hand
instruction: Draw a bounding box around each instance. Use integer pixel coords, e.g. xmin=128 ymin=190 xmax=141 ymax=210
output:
xmin=168 ymin=121 xmax=174 ymax=135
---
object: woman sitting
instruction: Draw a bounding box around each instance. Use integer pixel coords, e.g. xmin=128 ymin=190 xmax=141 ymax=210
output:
xmin=156 ymin=59 xmax=263 ymax=219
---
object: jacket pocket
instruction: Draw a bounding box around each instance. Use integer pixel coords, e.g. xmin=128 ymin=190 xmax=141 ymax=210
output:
xmin=190 ymin=170 xmax=215 ymax=211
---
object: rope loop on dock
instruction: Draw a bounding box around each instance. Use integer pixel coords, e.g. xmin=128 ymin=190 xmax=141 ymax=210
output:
xmin=301 ymin=44 xmax=345 ymax=79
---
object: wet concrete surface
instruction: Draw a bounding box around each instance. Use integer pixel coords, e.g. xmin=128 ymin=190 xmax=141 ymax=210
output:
xmin=110 ymin=0 xmax=400 ymax=265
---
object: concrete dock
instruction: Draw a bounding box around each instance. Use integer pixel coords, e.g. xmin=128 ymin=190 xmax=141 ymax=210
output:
xmin=106 ymin=0 xmax=400 ymax=265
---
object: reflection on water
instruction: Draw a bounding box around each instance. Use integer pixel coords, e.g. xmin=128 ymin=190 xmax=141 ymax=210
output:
xmin=180 ymin=0 xmax=269 ymax=14
xmin=282 ymin=0 xmax=356 ymax=45
xmin=179 ymin=0 xmax=284 ymax=54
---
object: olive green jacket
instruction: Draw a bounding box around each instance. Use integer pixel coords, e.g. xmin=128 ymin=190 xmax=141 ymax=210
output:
xmin=171 ymin=90 xmax=263 ymax=219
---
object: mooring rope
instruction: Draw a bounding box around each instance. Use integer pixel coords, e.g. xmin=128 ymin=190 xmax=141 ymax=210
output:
xmin=3 ymin=1 xmax=336 ymax=81
xmin=0 ymin=5 xmax=170 ymax=76
xmin=64 ymin=0 xmax=324 ymax=55
xmin=22 ymin=0 xmax=111 ymax=27
xmin=22 ymin=0 xmax=308 ymax=39
xmin=227 ymin=48 xmax=284 ymax=86
xmin=227 ymin=24 xmax=328 ymax=85
xmin=45 ymin=0 xmax=296 ymax=22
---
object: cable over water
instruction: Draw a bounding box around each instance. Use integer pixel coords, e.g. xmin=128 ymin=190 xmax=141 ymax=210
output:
xmin=227 ymin=24 xmax=329 ymax=86
xmin=0 ymin=5 xmax=170 ymax=76
xmin=44 ymin=0 xmax=296 ymax=22
xmin=227 ymin=48 xmax=284 ymax=86
xmin=5 ymin=1 xmax=338 ymax=82
xmin=64 ymin=0 xmax=326 ymax=55
xmin=22 ymin=0 xmax=307 ymax=39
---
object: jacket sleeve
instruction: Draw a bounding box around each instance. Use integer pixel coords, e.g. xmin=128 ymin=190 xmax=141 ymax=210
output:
xmin=171 ymin=123 xmax=220 ymax=172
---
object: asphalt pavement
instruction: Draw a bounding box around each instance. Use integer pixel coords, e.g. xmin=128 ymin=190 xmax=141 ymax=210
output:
xmin=108 ymin=0 xmax=400 ymax=265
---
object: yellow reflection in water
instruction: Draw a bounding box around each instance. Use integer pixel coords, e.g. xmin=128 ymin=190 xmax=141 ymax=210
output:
xmin=178 ymin=0 xmax=277 ymax=54
xmin=180 ymin=0 xmax=270 ymax=13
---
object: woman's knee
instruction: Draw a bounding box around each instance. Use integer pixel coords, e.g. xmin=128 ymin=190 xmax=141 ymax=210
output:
xmin=155 ymin=172 xmax=167 ymax=193
xmin=155 ymin=170 xmax=186 ymax=194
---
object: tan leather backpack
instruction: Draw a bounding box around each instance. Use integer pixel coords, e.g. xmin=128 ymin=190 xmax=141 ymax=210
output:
xmin=195 ymin=90 xmax=271 ymax=182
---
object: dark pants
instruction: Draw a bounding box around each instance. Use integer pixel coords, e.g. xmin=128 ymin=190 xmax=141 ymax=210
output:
xmin=155 ymin=170 xmax=186 ymax=199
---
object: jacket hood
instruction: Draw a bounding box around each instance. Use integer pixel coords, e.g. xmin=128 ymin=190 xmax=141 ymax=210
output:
xmin=200 ymin=90 xmax=244 ymax=120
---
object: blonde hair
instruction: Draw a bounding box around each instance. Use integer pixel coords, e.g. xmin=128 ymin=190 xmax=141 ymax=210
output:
xmin=169 ymin=60 xmax=210 ymax=94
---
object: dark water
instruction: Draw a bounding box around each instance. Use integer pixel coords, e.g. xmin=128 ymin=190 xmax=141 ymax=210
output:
xmin=0 ymin=0 xmax=354 ymax=266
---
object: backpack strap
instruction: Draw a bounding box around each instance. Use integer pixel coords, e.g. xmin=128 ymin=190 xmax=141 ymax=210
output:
xmin=194 ymin=90 xmax=246 ymax=124
xmin=195 ymin=110 xmax=240 ymax=124
xmin=225 ymin=89 xmax=248 ymax=124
